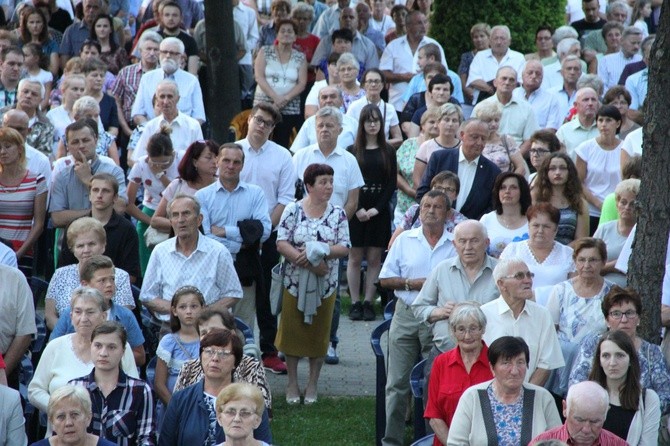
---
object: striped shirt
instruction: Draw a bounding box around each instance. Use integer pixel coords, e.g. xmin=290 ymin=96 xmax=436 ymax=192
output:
xmin=69 ymin=370 xmax=157 ymax=446
xmin=598 ymin=51 xmax=642 ymax=93
xmin=110 ymin=63 xmax=146 ymax=124
xmin=0 ymin=171 xmax=47 ymax=250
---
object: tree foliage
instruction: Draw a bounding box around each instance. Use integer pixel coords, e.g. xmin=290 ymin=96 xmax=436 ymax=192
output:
xmin=430 ymin=0 xmax=565 ymax=69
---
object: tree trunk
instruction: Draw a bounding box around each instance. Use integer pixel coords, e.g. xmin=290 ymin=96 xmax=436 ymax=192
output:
xmin=626 ymin=3 xmax=670 ymax=344
xmin=204 ymin=0 xmax=241 ymax=143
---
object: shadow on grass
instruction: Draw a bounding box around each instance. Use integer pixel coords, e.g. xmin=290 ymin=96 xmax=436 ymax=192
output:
xmin=271 ymin=396 xmax=376 ymax=445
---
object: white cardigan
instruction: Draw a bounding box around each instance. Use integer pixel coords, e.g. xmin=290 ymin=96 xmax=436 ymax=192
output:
xmin=625 ymin=388 xmax=661 ymax=446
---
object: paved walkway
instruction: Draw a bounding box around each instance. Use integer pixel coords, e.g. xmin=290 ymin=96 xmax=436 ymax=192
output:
xmin=265 ymin=316 xmax=384 ymax=398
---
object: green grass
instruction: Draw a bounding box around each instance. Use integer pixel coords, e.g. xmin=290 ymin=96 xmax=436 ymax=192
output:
xmin=271 ymin=396 xmax=376 ymax=445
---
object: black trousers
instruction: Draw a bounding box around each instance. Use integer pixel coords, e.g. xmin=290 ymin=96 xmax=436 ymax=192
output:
xmin=258 ymin=231 xmax=280 ymax=355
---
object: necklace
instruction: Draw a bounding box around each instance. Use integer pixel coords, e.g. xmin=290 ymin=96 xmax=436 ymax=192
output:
xmin=0 ymin=170 xmax=27 ymax=194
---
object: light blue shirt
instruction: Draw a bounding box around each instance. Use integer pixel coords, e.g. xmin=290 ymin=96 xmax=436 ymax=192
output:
xmin=195 ymin=181 xmax=272 ymax=256
xmin=401 ymin=70 xmax=464 ymax=105
xmin=625 ymin=68 xmax=648 ymax=110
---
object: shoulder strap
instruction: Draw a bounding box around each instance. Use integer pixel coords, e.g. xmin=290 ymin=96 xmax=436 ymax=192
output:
xmin=477 ymin=389 xmax=499 ymax=446
xmin=519 ymin=388 xmax=536 ymax=445
xmin=410 ymin=206 xmax=421 ymax=227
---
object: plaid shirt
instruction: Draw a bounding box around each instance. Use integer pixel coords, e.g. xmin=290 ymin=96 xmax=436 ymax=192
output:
xmin=69 ymin=370 xmax=157 ymax=446
xmin=110 ymin=63 xmax=148 ymax=124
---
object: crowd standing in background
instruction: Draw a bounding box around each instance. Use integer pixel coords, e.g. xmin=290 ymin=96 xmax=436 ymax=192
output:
xmin=0 ymin=0 xmax=665 ymax=445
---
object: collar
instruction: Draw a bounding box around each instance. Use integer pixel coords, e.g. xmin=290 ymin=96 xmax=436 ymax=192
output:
xmin=215 ymin=179 xmax=247 ymax=193
xmin=407 ymin=225 xmax=454 ymax=244
xmin=445 ymin=341 xmax=489 ymax=367
xmin=240 ymin=137 xmax=269 ymax=153
xmin=496 ymin=295 xmax=529 ymax=317
xmin=83 ymin=368 xmax=128 ymax=392
xmin=170 ymin=232 xmax=212 ymax=254
xmin=159 ymin=112 xmax=183 ymax=125
xmin=450 ymin=255 xmax=496 ymax=274
xmin=458 ymin=148 xmax=479 ymax=165
xmin=311 ymin=143 xmax=344 ymax=157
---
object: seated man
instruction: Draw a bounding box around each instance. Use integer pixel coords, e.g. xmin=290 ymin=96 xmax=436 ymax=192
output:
xmin=140 ymin=195 xmax=243 ymax=329
xmin=512 ymin=60 xmax=563 ymax=131
xmin=50 ymin=255 xmax=146 ymax=366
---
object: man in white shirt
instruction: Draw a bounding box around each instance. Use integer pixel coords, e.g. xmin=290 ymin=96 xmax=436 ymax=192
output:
xmin=598 ymin=26 xmax=643 ymax=93
xmin=556 ymin=87 xmax=599 ymax=160
xmin=512 ymin=60 xmax=563 ymax=131
xmin=474 ymin=66 xmax=538 ymax=153
xmin=481 ymin=258 xmax=564 ymax=385
xmin=379 ymin=11 xmax=446 ymax=111
xmin=291 ymin=85 xmax=358 ymax=153
xmin=379 ymin=190 xmax=456 ymax=446
xmin=131 ymin=37 xmax=205 ymax=124
xmin=467 ymin=25 xmax=525 ymax=104
xmin=129 ymin=79 xmax=203 ymax=164
xmin=236 ymin=103 xmax=296 ymax=375
xmin=549 ymin=54 xmax=583 ymax=122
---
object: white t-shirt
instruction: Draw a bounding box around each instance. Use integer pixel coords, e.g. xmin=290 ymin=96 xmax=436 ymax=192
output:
xmin=346 ymin=97 xmax=399 ymax=138
xmin=480 ymin=211 xmax=529 ymax=258
xmin=128 ymin=154 xmax=181 ymax=210
xmin=575 ymin=138 xmax=623 ymax=217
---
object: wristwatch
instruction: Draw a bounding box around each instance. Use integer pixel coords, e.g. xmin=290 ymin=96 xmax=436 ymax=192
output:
xmin=404 ymin=278 xmax=410 ymax=291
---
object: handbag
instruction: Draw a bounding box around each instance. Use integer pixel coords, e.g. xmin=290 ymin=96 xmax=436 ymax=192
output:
xmin=269 ymin=203 xmax=301 ymax=315
xmin=144 ymin=226 xmax=169 ymax=248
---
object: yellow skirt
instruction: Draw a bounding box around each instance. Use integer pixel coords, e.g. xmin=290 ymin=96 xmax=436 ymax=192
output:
xmin=275 ymin=289 xmax=336 ymax=358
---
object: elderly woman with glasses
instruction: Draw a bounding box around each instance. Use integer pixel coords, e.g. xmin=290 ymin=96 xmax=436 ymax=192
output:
xmin=569 ymin=286 xmax=670 ymax=413
xmin=160 ymin=329 xmax=272 ymax=445
xmin=215 ymin=383 xmax=271 ymax=446
xmin=425 ymin=303 xmax=493 ymax=446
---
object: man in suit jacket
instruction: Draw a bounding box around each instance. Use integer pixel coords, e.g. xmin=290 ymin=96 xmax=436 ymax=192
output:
xmin=417 ymin=119 xmax=501 ymax=220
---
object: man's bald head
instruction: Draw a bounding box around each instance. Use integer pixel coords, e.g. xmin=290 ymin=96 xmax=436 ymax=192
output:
xmin=3 ymin=109 xmax=30 ymax=138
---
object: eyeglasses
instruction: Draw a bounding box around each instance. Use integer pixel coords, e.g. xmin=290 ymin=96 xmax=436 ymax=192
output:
xmin=252 ymin=115 xmax=275 ymax=128
xmin=503 ymin=271 xmax=534 ymax=280
xmin=148 ymin=156 xmax=174 ymax=167
xmin=529 ymin=149 xmax=550 ymax=155
xmin=221 ymin=408 xmax=256 ymax=419
xmin=202 ymin=348 xmax=233 ymax=359
xmin=609 ymin=310 xmax=638 ymax=320
xmin=454 ymin=325 xmax=482 ymax=336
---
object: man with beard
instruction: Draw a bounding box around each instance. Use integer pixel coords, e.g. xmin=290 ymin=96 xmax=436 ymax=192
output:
xmin=130 ymin=37 xmax=205 ymax=125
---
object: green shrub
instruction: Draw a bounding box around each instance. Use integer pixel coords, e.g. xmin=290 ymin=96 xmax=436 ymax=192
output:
xmin=430 ymin=0 xmax=565 ymax=70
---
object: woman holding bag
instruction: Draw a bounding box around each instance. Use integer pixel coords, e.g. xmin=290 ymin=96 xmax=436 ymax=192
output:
xmin=275 ymin=163 xmax=350 ymax=405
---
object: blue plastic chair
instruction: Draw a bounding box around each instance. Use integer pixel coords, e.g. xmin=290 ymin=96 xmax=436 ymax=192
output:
xmin=235 ymin=317 xmax=255 ymax=345
xmin=29 ymin=276 xmax=49 ymax=307
xmin=383 ymin=298 xmax=396 ymax=320
xmin=410 ymin=358 xmax=428 ymax=440
xmin=410 ymin=434 xmax=435 ymax=446
xmin=370 ymin=318 xmax=392 ymax=446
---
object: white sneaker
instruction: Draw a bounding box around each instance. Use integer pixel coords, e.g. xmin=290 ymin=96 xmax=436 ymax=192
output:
xmin=325 ymin=345 xmax=339 ymax=364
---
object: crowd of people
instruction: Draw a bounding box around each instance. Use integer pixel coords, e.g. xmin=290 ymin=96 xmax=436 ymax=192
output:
xmin=0 ymin=0 xmax=665 ymax=444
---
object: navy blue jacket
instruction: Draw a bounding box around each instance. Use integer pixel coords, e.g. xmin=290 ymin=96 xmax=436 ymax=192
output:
xmin=416 ymin=148 xmax=501 ymax=220
xmin=158 ymin=380 xmax=272 ymax=446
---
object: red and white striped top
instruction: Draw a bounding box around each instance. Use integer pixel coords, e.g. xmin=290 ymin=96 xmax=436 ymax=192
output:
xmin=0 ymin=170 xmax=47 ymax=250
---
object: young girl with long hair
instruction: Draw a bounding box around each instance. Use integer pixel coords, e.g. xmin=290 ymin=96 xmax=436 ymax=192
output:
xmin=531 ymin=152 xmax=589 ymax=245
xmin=347 ymin=104 xmax=397 ymax=321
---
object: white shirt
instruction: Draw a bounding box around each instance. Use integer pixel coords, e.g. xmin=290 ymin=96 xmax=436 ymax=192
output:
xmin=598 ymin=51 xmax=643 ymax=93
xmin=379 ymin=226 xmax=456 ymax=305
xmin=292 ymin=144 xmax=364 ymax=208
xmin=26 ymin=143 xmax=51 ymax=187
xmin=0 ymin=242 xmax=17 ymax=268
xmin=234 ymin=2 xmax=259 ymax=65
xmin=131 ymin=68 xmax=206 ymax=122
xmin=481 ymin=297 xmax=565 ymax=380
xmin=456 ymin=149 xmax=478 ymax=211
xmin=466 ymin=48 xmax=526 ymax=103
xmin=379 ymin=35 xmax=447 ymax=110
xmin=512 ymin=86 xmax=563 ymax=130
xmin=556 ymin=117 xmax=598 ymax=160
xmin=575 ymin=138 xmax=623 ymax=216
xmin=140 ymin=233 xmax=243 ymax=321
xmin=346 ymin=96 xmax=399 ymax=138
xmin=290 ymin=114 xmax=358 ymax=153
xmin=622 ymin=127 xmax=643 ymax=157
xmin=369 ymin=15 xmax=394 ymax=35
xmin=474 ymin=94 xmax=538 ymax=145
xmin=131 ymin=112 xmax=203 ymax=161
xmin=305 ymin=79 xmax=328 ymax=108
xmin=550 ymin=84 xmax=578 ymax=123
xmin=237 ymin=138 xmax=297 ymax=214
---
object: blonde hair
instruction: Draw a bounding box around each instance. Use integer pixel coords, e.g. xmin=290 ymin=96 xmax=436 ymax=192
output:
xmin=66 ymin=217 xmax=106 ymax=251
xmin=48 ymin=385 xmax=92 ymax=421
xmin=216 ymin=383 xmax=264 ymax=416
xmin=0 ymin=127 xmax=26 ymax=171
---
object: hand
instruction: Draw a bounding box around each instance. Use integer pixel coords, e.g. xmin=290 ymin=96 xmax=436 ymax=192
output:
xmin=73 ymin=150 xmax=92 ymax=185
xmin=294 ymin=248 xmax=310 ymax=268
xmin=366 ymin=208 xmax=379 ymax=219
xmin=311 ymin=260 xmax=329 ymax=276
xmin=211 ymin=225 xmax=226 ymax=238
xmin=441 ymin=301 xmax=456 ymax=320
xmin=356 ymin=208 xmax=369 ymax=222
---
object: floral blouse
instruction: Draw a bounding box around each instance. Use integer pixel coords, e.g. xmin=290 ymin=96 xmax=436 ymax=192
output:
xmin=488 ymin=384 xmax=524 ymax=446
xmin=277 ymin=201 xmax=351 ymax=298
xmin=395 ymin=137 xmax=420 ymax=217
xmin=482 ymin=135 xmax=519 ymax=173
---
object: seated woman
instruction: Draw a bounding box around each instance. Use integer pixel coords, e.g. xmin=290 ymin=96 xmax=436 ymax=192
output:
xmin=425 ymin=303 xmax=494 ymax=446
xmin=480 ymin=172 xmax=530 ymax=258
xmin=570 ymin=286 xmax=670 ymax=413
xmin=159 ymin=329 xmax=272 ymax=445
xmin=29 ymin=385 xmax=116 ymax=446
xmin=447 ymin=336 xmax=561 ymax=445
xmin=173 ymin=309 xmax=271 ymax=413
xmin=474 ymin=100 xmax=528 ymax=176
xmin=69 ymin=322 xmax=156 ymax=446
xmin=527 ymin=129 xmax=561 ymax=187
xmin=45 ymin=217 xmax=134 ymax=330
xmin=335 ymin=52 xmax=365 ymax=112
xmin=588 ymin=330 xmax=660 ymax=445
xmin=50 ymin=255 xmax=146 ymax=366
xmin=593 ymin=179 xmax=639 ymax=286
xmin=28 ymin=288 xmax=138 ymax=435
xmin=215 ymin=383 xmax=271 ymax=446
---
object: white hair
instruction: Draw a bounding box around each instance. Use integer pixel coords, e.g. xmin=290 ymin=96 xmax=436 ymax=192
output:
xmin=315 ymin=106 xmax=343 ymax=127
xmin=492 ymin=257 xmax=526 ymax=284
xmin=18 ymin=78 xmax=45 ymax=99
xmin=566 ymin=381 xmax=609 ymax=416
xmin=160 ymin=36 xmax=185 ymax=54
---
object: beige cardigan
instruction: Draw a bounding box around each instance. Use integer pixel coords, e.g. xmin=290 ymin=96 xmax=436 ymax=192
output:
xmin=447 ymin=380 xmax=562 ymax=446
